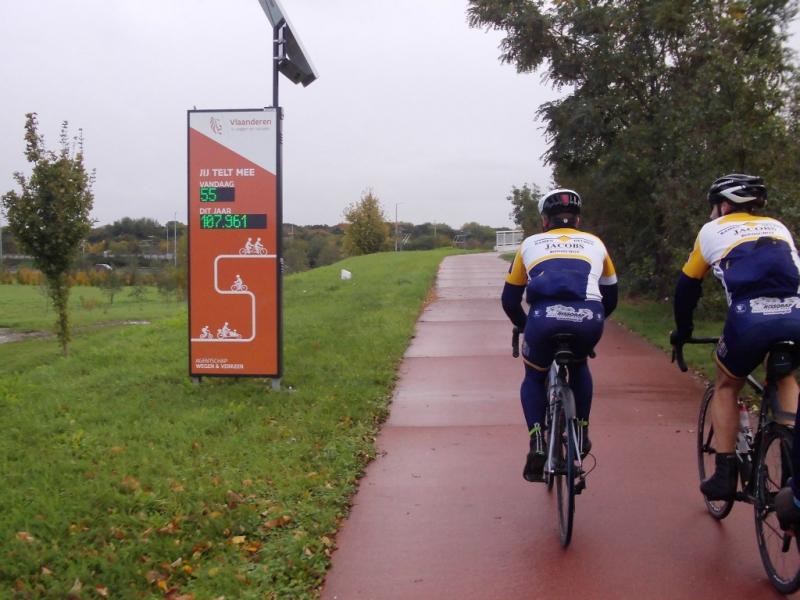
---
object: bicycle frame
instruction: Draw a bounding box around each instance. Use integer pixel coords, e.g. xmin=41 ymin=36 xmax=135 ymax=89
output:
xmin=546 ymin=362 xmax=582 ymax=477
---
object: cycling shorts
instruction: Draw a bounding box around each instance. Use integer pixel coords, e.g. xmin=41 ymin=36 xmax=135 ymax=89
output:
xmin=717 ymin=296 xmax=800 ymax=379
xmin=522 ymin=300 xmax=605 ymax=371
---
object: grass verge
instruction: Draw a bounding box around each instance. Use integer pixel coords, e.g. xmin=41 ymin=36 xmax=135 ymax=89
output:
xmin=611 ymin=299 xmax=724 ymax=383
xmin=0 ymin=249 xmax=460 ymax=599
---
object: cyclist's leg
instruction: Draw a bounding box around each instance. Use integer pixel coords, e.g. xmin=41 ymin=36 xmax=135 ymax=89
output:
xmin=520 ymin=303 xmax=556 ymax=482
xmin=520 ymin=363 xmax=549 ymax=430
xmin=564 ymin=302 xmax=604 ymax=454
xmin=700 ymin=368 xmax=744 ymax=500
xmin=776 ymin=374 xmax=799 ymax=421
xmin=703 ymin=311 xmax=763 ymax=499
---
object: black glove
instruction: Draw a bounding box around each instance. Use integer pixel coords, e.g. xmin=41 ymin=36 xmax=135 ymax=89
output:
xmin=670 ymin=329 xmax=691 ymax=347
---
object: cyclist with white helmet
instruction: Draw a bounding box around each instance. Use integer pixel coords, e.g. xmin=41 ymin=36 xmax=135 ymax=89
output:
xmin=671 ymin=174 xmax=800 ymax=502
xmin=502 ymin=189 xmax=618 ymax=482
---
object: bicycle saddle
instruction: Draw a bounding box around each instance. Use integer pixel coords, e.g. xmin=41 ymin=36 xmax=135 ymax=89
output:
xmin=551 ymin=334 xmax=576 ymax=365
xmin=767 ymin=341 xmax=800 ymax=378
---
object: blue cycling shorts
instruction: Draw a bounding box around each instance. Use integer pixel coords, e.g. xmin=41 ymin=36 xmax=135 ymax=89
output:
xmin=522 ymin=300 xmax=605 ymax=371
xmin=717 ymin=296 xmax=800 ymax=379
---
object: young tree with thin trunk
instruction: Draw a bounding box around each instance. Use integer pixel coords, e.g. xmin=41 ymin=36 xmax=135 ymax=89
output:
xmin=1 ymin=113 xmax=95 ymax=356
xmin=342 ymin=189 xmax=391 ymax=255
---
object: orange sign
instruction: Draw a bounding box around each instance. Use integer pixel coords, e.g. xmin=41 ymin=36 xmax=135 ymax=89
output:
xmin=187 ymin=109 xmax=281 ymax=378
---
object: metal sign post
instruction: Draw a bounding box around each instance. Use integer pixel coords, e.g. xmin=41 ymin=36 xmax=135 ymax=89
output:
xmin=188 ymin=0 xmax=317 ymax=388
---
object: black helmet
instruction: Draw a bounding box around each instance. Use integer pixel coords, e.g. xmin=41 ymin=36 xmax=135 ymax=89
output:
xmin=708 ymin=174 xmax=767 ymax=207
xmin=538 ymin=189 xmax=581 ymax=217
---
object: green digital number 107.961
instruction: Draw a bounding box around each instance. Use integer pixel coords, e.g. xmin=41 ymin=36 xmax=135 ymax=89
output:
xmin=199 ymin=214 xmax=267 ymax=230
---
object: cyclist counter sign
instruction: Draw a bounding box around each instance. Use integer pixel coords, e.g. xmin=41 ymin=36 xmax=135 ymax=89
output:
xmin=188 ymin=109 xmax=281 ymax=377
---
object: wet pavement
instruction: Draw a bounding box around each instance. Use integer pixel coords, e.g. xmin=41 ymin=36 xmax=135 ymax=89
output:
xmin=321 ymin=253 xmax=785 ymax=600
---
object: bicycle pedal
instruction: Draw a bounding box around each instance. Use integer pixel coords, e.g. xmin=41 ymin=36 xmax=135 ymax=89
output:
xmin=575 ymin=477 xmax=586 ymax=495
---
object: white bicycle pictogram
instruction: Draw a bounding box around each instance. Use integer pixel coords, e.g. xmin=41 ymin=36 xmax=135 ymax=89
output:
xmin=199 ymin=326 xmax=213 ymax=339
xmin=239 ymin=237 xmax=268 ymax=255
xmin=217 ymin=322 xmax=243 ymax=339
xmin=231 ymin=275 xmax=248 ymax=291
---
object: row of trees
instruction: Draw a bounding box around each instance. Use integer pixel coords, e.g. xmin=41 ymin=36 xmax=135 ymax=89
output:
xmin=470 ymin=0 xmax=800 ymax=296
xmin=282 ymin=188 xmax=503 ymax=272
xmin=1 ymin=114 xmax=505 ymax=358
xmin=0 ymin=216 xmax=185 ymax=258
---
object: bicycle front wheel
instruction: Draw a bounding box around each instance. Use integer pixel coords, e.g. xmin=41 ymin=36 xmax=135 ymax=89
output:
xmin=697 ymin=385 xmax=734 ymax=519
xmin=555 ymin=402 xmax=575 ymax=547
xmin=754 ymin=424 xmax=800 ymax=594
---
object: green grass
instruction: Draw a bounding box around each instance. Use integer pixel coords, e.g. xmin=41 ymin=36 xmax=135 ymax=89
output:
xmin=612 ymin=298 xmax=724 ymax=383
xmin=0 ymin=285 xmax=183 ymax=376
xmin=0 ymin=284 xmax=180 ymax=331
xmin=0 ymin=248 xmax=462 ymax=599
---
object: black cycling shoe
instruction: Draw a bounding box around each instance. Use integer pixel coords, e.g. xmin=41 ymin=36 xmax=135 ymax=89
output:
xmin=523 ymin=425 xmax=546 ymax=482
xmin=776 ymin=487 xmax=800 ymax=531
xmin=700 ymin=452 xmax=737 ymax=501
xmin=523 ymin=451 xmax=546 ymax=482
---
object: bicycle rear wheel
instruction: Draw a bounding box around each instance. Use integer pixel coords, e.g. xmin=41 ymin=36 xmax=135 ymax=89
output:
xmin=754 ymin=424 xmax=800 ymax=594
xmin=697 ymin=385 xmax=734 ymax=519
xmin=554 ymin=401 xmax=575 ymax=547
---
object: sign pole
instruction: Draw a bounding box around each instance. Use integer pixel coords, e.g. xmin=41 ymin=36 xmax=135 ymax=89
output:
xmin=272 ymin=21 xmax=284 ymax=392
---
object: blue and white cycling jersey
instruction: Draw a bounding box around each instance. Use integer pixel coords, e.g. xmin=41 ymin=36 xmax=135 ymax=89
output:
xmin=506 ymin=228 xmax=617 ymax=303
xmin=682 ymin=213 xmax=800 ymax=304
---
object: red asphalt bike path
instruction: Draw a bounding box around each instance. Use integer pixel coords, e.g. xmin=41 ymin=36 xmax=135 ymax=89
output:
xmin=320 ymin=253 xmax=786 ymax=600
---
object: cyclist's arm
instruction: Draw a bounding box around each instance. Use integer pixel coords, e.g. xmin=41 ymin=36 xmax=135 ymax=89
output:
xmin=503 ymin=247 xmax=528 ymax=330
xmin=673 ymin=272 xmax=703 ymax=336
xmin=600 ymin=282 xmax=618 ymax=318
xmin=673 ymin=236 xmax=709 ymax=337
xmin=599 ymin=253 xmax=618 ymax=317
xmin=502 ymin=282 xmax=527 ymax=330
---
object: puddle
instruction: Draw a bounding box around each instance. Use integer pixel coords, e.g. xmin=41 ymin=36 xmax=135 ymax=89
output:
xmin=0 ymin=320 xmax=152 ymax=344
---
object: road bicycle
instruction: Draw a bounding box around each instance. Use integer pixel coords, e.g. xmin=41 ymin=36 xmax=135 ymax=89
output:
xmin=673 ymin=337 xmax=800 ymax=593
xmin=513 ymin=327 xmax=589 ymax=547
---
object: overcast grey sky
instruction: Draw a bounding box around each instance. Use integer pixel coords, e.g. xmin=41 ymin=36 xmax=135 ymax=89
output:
xmin=1 ymin=1 xmax=798 ymax=231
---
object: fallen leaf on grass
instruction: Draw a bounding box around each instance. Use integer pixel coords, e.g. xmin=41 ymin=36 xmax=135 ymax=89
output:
xmin=109 ymin=446 xmax=125 ymax=455
xmin=225 ymin=490 xmax=243 ymax=507
xmin=95 ymin=585 xmax=109 ymax=597
xmin=263 ymin=515 xmax=291 ymax=530
xmin=15 ymin=532 xmax=35 ymax=543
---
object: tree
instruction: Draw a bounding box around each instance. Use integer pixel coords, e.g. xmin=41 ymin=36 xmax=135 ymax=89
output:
xmin=468 ymin=0 xmax=799 ymax=295
xmin=1 ymin=113 xmax=94 ymax=355
xmin=507 ymin=183 xmax=543 ymax=236
xmin=100 ymin=268 xmax=125 ymax=308
xmin=342 ymin=189 xmax=391 ymax=255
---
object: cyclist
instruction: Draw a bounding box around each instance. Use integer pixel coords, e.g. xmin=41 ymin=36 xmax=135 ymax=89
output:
xmin=671 ymin=174 xmax=800 ymax=502
xmin=502 ymin=188 xmax=618 ymax=481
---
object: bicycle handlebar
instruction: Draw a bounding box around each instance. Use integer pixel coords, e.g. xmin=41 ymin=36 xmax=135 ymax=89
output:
xmin=671 ymin=336 xmax=719 ymax=373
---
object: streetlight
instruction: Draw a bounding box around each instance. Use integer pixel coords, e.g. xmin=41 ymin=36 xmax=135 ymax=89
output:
xmin=174 ymin=212 xmax=177 ymax=266
xmin=395 ymin=202 xmax=404 ymax=252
